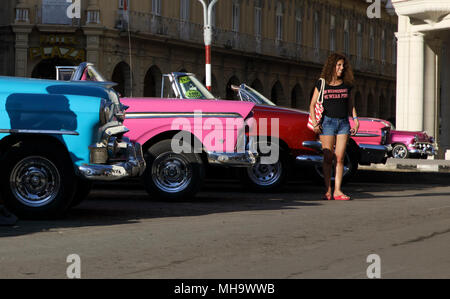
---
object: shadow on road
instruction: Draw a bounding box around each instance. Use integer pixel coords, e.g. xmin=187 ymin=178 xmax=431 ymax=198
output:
xmin=2 ymin=170 xmax=450 ymax=238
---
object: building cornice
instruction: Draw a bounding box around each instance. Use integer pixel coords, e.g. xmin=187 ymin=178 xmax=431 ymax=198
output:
xmin=392 ymin=0 xmax=450 ymax=25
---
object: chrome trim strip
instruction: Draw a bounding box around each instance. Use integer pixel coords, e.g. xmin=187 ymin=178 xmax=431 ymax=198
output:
xmin=126 ymin=112 xmax=242 ymax=119
xmin=296 ymin=155 xmax=323 ymax=164
xmin=302 ymin=141 xmax=322 ymax=151
xmin=0 ymin=129 xmax=79 ymax=136
xmin=358 ymin=143 xmax=387 ymax=151
xmin=355 ymin=133 xmax=380 ymax=138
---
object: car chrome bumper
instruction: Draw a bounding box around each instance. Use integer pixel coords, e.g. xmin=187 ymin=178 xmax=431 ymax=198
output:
xmin=207 ymin=151 xmax=257 ymax=167
xmin=408 ymin=143 xmax=436 ymax=156
xmin=300 ymin=141 xmax=388 ymax=165
xmin=295 ymin=154 xmax=323 ymax=166
xmin=296 ymin=141 xmax=323 ymax=166
xmin=358 ymin=143 xmax=388 ymax=165
xmin=79 ymin=142 xmax=146 ymax=181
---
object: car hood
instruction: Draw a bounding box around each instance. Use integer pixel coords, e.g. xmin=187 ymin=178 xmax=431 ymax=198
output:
xmin=121 ymin=97 xmax=255 ymax=119
xmin=391 ymin=130 xmax=431 ymax=141
xmin=0 ymin=76 xmax=111 ymax=100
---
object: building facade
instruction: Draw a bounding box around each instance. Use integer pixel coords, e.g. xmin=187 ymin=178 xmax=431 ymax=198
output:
xmin=3 ymin=0 xmax=397 ymax=122
xmin=392 ymin=0 xmax=450 ymax=158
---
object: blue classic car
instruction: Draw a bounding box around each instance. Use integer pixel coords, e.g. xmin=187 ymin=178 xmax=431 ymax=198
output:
xmin=0 ymin=76 xmax=145 ymax=219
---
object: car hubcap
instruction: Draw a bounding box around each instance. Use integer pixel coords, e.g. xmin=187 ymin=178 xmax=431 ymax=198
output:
xmin=152 ymin=153 xmax=192 ymax=193
xmin=393 ymin=145 xmax=407 ymax=159
xmin=10 ymin=156 xmax=60 ymax=207
xmin=247 ymin=161 xmax=282 ymax=186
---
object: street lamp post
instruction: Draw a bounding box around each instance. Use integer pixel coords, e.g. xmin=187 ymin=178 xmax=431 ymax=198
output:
xmin=197 ymin=0 xmax=218 ymax=91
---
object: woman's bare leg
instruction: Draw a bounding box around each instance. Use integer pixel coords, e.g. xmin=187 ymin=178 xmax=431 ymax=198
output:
xmin=334 ymin=134 xmax=349 ymax=197
xmin=320 ymin=135 xmax=336 ymax=197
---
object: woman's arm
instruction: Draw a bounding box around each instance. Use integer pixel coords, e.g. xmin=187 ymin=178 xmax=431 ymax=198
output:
xmin=310 ymin=87 xmax=322 ymax=134
xmin=349 ymin=95 xmax=359 ymax=135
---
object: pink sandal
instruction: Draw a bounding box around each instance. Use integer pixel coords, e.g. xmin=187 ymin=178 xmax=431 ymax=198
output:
xmin=333 ymin=194 xmax=352 ymax=201
xmin=323 ymin=194 xmax=333 ymax=201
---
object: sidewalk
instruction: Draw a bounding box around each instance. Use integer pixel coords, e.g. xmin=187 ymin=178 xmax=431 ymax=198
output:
xmin=359 ymin=158 xmax=450 ymax=173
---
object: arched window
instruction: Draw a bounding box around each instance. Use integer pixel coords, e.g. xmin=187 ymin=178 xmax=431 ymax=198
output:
xmin=291 ymin=84 xmax=305 ymax=110
xmin=271 ymin=81 xmax=284 ymax=105
xmin=144 ymin=65 xmax=162 ymax=97
xmin=112 ymin=62 xmax=132 ymax=97
xmin=226 ymin=76 xmax=240 ymax=100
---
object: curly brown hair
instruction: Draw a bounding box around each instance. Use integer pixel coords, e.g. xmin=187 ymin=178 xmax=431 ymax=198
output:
xmin=320 ymin=53 xmax=354 ymax=86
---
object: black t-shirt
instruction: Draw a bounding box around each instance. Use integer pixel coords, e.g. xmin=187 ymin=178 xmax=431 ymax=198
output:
xmin=315 ymin=80 xmax=353 ymax=118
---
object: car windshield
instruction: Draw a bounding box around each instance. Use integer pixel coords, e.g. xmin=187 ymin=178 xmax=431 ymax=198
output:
xmin=380 ymin=120 xmax=395 ymax=130
xmin=241 ymin=85 xmax=276 ymax=106
xmin=176 ymin=75 xmax=215 ymax=100
xmin=77 ymin=65 xmax=107 ymax=82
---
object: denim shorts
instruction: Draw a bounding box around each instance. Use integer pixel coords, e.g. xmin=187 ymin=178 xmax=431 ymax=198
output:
xmin=320 ymin=116 xmax=351 ymax=136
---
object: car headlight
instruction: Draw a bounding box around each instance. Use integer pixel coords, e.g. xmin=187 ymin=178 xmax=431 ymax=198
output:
xmin=99 ymin=99 xmax=114 ymax=125
xmin=380 ymin=127 xmax=389 ymax=145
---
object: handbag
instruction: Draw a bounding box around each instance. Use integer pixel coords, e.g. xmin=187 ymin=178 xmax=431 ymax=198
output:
xmin=307 ymin=78 xmax=325 ymax=131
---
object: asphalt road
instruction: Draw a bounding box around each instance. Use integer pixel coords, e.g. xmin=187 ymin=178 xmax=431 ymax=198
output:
xmin=1 ymin=170 xmax=450 ymax=279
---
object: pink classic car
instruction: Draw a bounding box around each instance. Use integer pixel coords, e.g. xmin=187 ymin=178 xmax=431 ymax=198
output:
xmin=57 ymin=63 xmax=257 ymax=200
xmin=351 ymin=117 xmax=435 ymax=159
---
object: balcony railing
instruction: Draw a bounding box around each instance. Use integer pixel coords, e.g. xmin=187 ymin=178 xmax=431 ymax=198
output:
xmin=122 ymin=12 xmax=396 ymax=78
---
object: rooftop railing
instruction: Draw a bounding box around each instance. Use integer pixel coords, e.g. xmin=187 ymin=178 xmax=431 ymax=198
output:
xmin=124 ymin=11 xmax=396 ymax=77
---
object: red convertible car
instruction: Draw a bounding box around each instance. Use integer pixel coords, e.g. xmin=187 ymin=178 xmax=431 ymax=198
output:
xmin=163 ymin=75 xmax=389 ymax=190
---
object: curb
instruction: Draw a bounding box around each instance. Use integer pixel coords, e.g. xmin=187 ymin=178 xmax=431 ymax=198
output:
xmin=359 ymin=158 xmax=450 ymax=173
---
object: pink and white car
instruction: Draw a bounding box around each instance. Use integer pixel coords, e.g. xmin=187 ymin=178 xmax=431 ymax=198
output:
xmin=56 ymin=62 xmax=258 ymax=200
xmin=351 ymin=117 xmax=436 ymax=159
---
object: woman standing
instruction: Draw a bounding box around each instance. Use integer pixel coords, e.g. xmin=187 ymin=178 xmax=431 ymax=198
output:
xmin=309 ymin=53 xmax=359 ymax=201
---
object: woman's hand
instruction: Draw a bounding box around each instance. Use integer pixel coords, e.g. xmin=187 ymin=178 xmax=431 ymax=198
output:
xmin=313 ymin=122 xmax=322 ymax=134
xmin=350 ymin=119 xmax=359 ymax=136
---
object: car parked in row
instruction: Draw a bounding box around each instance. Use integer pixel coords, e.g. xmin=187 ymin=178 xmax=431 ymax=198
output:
xmin=57 ymin=63 xmax=258 ymax=200
xmin=0 ymin=75 xmax=146 ymax=219
xmin=58 ymin=63 xmax=388 ymax=194
xmin=351 ymin=117 xmax=435 ymax=159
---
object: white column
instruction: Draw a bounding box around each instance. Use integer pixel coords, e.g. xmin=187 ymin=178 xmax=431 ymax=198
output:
xmin=423 ymin=38 xmax=441 ymax=142
xmin=395 ymin=31 xmax=411 ymax=130
xmin=440 ymin=40 xmax=450 ymax=158
xmin=407 ymin=32 xmax=425 ymax=131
